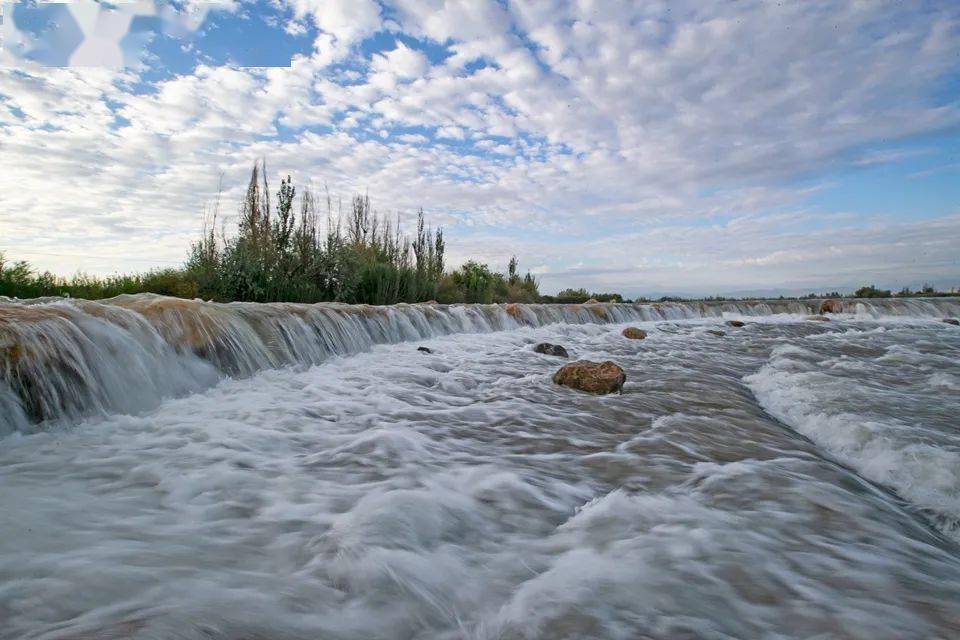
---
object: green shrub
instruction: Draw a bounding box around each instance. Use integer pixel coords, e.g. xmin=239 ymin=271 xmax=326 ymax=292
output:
xmin=555 ymin=288 xmax=590 ymax=303
xmin=854 ymin=285 xmax=892 ymax=298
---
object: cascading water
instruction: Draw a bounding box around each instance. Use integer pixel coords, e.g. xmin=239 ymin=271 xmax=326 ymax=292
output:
xmin=2 ymin=294 xmax=960 ymax=639
xmin=2 ymin=294 xmax=958 ymax=433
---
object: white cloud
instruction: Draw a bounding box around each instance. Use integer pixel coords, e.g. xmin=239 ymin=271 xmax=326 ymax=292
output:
xmin=284 ymin=0 xmax=382 ymax=65
xmin=390 ymin=0 xmax=513 ymax=43
xmin=370 ymin=42 xmax=431 ymax=79
xmin=0 ymin=0 xmax=958 ymax=293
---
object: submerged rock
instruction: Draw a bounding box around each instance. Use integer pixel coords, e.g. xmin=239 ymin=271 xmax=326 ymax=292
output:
xmin=621 ymin=327 xmax=647 ymax=340
xmin=655 ymin=323 xmax=681 ymax=334
xmin=707 ymin=330 xmax=726 ymax=337
xmin=943 ymin=318 xmax=959 ymax=326
xmin=553 ymin=360 xmax=626 ymax=395
xmin=533 ymin=343 xmax=569 ymax=358
xmin=505 ymin=303 xmax=522 ymax=321
xmin=806 ymin=315 xmax=831 ymax=322
xmin=819 ymin=299 xmax=843 ymax=314
xmin=417 ymin=346 xmax=433 ymax=354
xmin=590 ymin=305 xmax=609 ymax=319
xmin=725 ymin=320 xmax=745 ymax=328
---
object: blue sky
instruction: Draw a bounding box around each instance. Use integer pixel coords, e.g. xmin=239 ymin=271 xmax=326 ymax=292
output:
xmin=0 ymin=0 xmax=958 ymax=296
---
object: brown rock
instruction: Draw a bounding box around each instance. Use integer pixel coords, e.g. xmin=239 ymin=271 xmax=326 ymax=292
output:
xmin=621 ymin=327 xmax=647 ymax=340
xmin=553 ymin=360 xmax=626 ymax=395
xmin=504 ymin=303 xmax=522 ymax=320
xmin=584 ymin=298 xmax=600 ymax=304
xmin=707 ymin=330 xmax=726 ymax=337
xmin=943 ymin=318 xmax=959 ymax=326
xmin=590 ymin=306 xmax=608 ymax=319
xmin=533 ymin=342 xmax=569 ymax=358
xmin=422 ymin=300 xmax=438 ymax=305
xmin=107 ymin=296 xmax=219 ymax=351
xmin=819 ymin=299 xmax=843 ymax=314
xmin=805 ymin=315 xmax=831 ymax=322
xmin=725 ymin=320 xmax=745 ymax=328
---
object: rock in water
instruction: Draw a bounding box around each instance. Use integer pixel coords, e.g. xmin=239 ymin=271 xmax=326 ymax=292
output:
xmin=533 ymin=343 xmax=569 ymax=358
xmin=417 ymin=346 xmax=433 ymax=354
xmin=819 ymin=299 xmax=843 ymax=314
xmin=621 ymin=327 xmax=647 ymax=340
xmin=943 ymin=318 xmax=959 ymax=326
xmin=805 ymin=315 xmax=831 ymax=322
xmin=553 ymin=360 xmax=626 ymax=395
xmin=707 ymin=330 xmax=726 ymax=337
xmin=504 ymin=303 xmax=522 ymax=320
xmin=584 ymin=298 xmax=600 ymax=304
xmin=725 ymin=320 xmax=745 ymax=328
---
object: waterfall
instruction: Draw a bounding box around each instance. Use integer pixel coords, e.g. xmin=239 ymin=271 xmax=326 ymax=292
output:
xmin=2 ymin=293 xmax=958 ymax=433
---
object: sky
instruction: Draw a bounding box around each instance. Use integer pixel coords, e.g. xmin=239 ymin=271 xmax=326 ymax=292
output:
xmin=0 ymin=0 xmax=958 ymax=297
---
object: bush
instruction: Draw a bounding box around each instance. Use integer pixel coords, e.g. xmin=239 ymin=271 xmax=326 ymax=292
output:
xmin=0 ymin=252 xmax=197 ymax=300
xmin=185 ymin=164 xmax=452 ymax=304
xmin=854 ymin=285 xmax=892 ymax=298
xmin=589 ymin=292 xmax=623 ymax=303
xmin=446 ymin=261 xmax=499 ymax=303
xmin=554 ymin=288 xmax=624 ymax=303
xmin=555 ymin=288 xmax=590 ymax=303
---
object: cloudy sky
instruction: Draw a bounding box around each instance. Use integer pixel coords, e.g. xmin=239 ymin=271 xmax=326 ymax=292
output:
xmin=1 ymin=0 xmax=958 ymax=296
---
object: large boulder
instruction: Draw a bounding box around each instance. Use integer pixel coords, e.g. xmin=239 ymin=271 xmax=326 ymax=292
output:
xmin=725 ymin=320 xmax=745 ymax=328
xmin=943 ymin=318 xmax=959 ymax=326
xmin=505 ymin=303 xmax=522 ymax=320
xmin=584 ymin=298 xmax=600 ymax=304
xmin=819 ymin=299 xmax=843 ymax=314
xmin=553 ymin=360 xmax=626 ymax=395
xmin=621 ymin=327 xmax=647 ymax=340
xmin=533 ymin=343 xmax=569 ymax=358
xmin=805 ymin=315 xmax=831 ymax=322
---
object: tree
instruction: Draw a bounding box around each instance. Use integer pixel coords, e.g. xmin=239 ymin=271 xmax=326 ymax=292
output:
xmin=507 ymin=255 xmax=519 ymax=285
xmin=273 ymin=175 xmax=296 ymax=257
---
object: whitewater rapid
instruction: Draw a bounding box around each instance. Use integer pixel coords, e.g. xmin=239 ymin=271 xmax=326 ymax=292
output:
xmin=745 ymin=323 xmax=960 ymax=538
xmin=1 ymin=294 xmax=957 ymax=432
xmin=1 ymin=297 xmax=960 ymax=638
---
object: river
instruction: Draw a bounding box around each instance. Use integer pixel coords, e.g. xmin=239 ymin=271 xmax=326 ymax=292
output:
xmin=1 ymin=296 xmax=959 ymax=638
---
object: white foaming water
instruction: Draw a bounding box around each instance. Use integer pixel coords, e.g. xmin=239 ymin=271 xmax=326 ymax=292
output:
xmin=1 ymin=299 xmax=960 ymax=638
xmin=2 ymin=294 xmax=957 ymax=432
xmin=746 ymin=321 xmax=960 ymax=539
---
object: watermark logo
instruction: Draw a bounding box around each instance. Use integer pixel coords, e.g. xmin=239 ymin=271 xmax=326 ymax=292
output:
xmin=1 ymin=1 xmax=221 ymax=67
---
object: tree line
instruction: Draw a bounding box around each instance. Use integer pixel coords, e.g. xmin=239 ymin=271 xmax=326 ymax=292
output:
xmin=0 ymin=161 xmax=541 ymax=304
